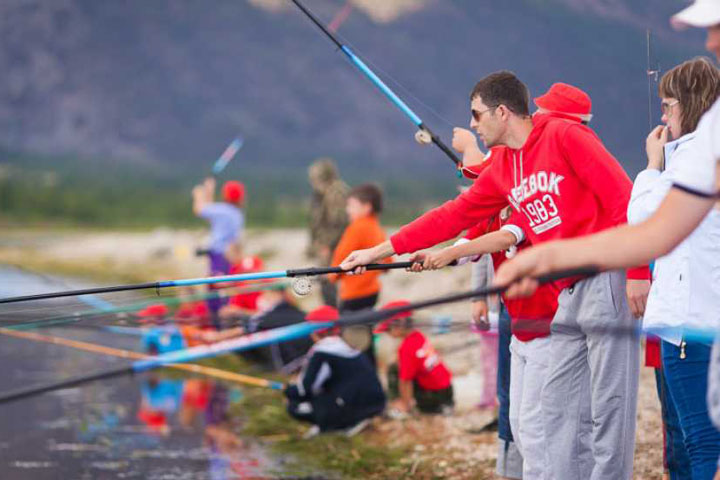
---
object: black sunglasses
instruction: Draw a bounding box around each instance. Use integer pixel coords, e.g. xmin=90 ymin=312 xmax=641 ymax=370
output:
xmin=471 ymin=105 xmax=498 ymax=122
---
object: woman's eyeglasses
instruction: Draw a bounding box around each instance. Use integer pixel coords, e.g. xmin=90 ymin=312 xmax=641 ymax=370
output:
xmin=660 ymin=100 xmax=679 ymax=115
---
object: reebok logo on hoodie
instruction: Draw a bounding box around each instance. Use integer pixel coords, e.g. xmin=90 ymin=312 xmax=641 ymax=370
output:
xmin=508 ymin=170 xmax=565 ymax=235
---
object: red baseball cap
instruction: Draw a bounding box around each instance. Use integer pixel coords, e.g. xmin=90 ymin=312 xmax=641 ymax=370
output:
xmin=222 ymin=180 xmax=245 ymax=204
xmin=374 ymin=300 xmax=413 ymax=333
xmin=175 ymin=301 xmax=209 ymax=321
xmin=534 ymin=83 xmax=592 ymax=120
xmin=306 ymin=305 xmax=340 ymax=323
xmin=137 ymin=303 xmax=169 ymax=318
xmin=306 ymin=305 xmax=340 ymax=335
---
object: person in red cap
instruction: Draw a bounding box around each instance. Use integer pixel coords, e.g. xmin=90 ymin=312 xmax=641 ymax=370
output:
xmin=220 ymin=255 xmax=266 ymax=315
xmin=284 ymin=305 xmax=385 ymax=436
xmin=192 ymin=177 xmax=245 ymax=275
xmin=341 ymin=71 xmax=651 ymax=479
xmin=375 ymin=300 xmax=453 ymax=416
xmin=137 ymin=303 xmax=187 ymax=354
xmin=192 ymin=176 xmax=245 ymax=323
xmin=205 ymin=285 xmax=312 ymax=370
xmin=405 ymin=81 xmax=593 ymax=479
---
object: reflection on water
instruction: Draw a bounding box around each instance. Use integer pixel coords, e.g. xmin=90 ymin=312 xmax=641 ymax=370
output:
xmin=0 ymin=267 xmax=283 ymax=479
xmin=0 ymin=350 xmax=272 ymax=479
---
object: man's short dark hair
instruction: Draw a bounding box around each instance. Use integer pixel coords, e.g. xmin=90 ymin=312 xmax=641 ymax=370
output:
xmin=470 ymin=71 xmax=530 ymax=116
xmin=348 ymin=183 xmax=383 ymax=214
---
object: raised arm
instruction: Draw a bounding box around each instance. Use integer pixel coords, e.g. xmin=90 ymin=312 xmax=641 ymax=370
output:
xmin=192 ymin=177 xmax=216 ymax=216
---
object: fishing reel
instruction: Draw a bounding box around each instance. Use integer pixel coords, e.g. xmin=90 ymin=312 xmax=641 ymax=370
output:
xmin=291 ymin=276 xmax=313 ymax=297
xmin=414 ymin=128 xmax=432 ymax=145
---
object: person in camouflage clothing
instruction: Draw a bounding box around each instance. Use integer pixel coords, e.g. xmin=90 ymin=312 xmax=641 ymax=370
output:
xmin=307 ymin=158 xmax=348 ymax=306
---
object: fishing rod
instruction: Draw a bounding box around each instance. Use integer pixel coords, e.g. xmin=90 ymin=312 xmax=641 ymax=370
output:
xmin=0 ymin=262 xmax=416 ymax=305
xmin=211 ymin=137 xmax=244 ymax=177
xmin=0 ymin=267 xmax=595 ymax=404
xmin=289 ymin=0 xmax=462 ymax=173
xmin=4 ymin=264 xmax=115 ymax=312
xmin=2 ymin=281 xmax=289 ymax=331
xmin=646 ymin=30 xmax=663 ymax=170
xmin=0 ymin=328 xmax=283 ymax=390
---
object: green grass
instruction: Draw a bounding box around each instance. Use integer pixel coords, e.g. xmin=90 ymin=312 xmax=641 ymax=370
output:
xmin=0 ymin=148 xmax=461 ymax=229
xmin=232 ymin=386 xmax=414 ymax=479
xmin=188 ymin=355 xmax=416 ymax=478
xmin=163 ymin=354 xmax=411 ymax=478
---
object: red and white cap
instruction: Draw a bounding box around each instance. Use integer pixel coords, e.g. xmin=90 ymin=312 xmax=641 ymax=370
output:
xmin=672 ymin=0 xmax=720 ymax=29
xmin=534 ymin=83 xmax=593 ymax=123
xmin=374 ymin=300 xmax=413 ymax=333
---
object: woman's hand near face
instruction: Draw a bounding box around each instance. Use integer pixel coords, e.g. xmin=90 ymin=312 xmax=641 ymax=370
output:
xmin=646 ymin=125 xmax=668 ymax=170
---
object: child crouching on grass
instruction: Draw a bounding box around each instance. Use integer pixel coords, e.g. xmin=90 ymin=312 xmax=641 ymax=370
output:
xmin=375 ymin=300 xmax=454 ymax=417
xmin=284 ymin=306 xmax=386 ymax=437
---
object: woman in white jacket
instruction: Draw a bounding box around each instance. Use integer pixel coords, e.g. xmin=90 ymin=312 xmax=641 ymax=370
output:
xmin=627 ymin=56 xmax=720 ymax=480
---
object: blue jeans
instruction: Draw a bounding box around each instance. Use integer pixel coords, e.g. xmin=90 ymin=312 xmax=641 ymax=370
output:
xmin=497 ymin=305 xmax=513 ymax=442
xmin=654 ymin=367 xmax=691 ymax=479
xmin=662 ymin=340 xmax=720 ymax=480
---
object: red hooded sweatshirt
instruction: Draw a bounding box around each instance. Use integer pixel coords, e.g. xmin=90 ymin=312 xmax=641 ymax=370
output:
xmin=391 ymin=114 xmax=649 ymax=288
xmin=466 ymin=207 xmax=558 ymax=342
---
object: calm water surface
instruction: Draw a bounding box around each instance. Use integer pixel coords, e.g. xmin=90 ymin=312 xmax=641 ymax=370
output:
xmin=0 ymin=266 xmax=306 ymax=480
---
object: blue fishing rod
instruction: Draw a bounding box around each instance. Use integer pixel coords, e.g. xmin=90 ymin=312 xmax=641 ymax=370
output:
xmin=211 ymin=137 xmax=244 ymax=177
xmin=289 ymin=0 xmax=462 ymax=173
xmin=0 ymin=262 xmax=415 ymax=305
xmin=0 ymin=267 xmax=598 ymax=404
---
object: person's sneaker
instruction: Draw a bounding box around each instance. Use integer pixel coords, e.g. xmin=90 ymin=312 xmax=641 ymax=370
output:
xmin=302 ymin=425 xmax=320 ymax=439
xmin=344 ymin=419 xmax=371 ymax=437
xmin=464 ymin=417 xmax=498 ymax=434
xmin=440 ymin=404 xmax=455 ymax=416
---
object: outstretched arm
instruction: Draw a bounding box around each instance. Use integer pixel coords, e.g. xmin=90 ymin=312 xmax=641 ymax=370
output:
xmin=419 ymin=229 xmax=517 ymax=270
xmin=494 ymin=188 xmax=715 ymax=297
xmin=339 ymin=239 xmax=396 ymax=273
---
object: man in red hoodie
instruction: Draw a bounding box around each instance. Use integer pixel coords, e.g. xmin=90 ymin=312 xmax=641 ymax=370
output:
xmin=341 ymin=71 xmax=644 ymax=479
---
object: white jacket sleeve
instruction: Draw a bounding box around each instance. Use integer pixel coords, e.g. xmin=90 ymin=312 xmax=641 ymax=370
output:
xmin=627 ymin=169 xmax=667 ymax=225
xmin=629 ymin=137 xmax=707 ymax=224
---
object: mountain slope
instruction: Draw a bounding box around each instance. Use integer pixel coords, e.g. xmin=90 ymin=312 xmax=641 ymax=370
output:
xmin=0 ymin=0 xmax=708 ymax=178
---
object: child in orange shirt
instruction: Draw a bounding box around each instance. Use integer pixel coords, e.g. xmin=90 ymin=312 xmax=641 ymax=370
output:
xmin=330 ymin=184 xmax=389 ymax=312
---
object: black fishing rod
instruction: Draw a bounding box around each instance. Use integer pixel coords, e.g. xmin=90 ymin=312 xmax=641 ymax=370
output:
xmin=0 ymin=262 xmax=416 ymax=305
xmin=0 ymin=266 xmax=597 ymax=405
xmin=289 ymin=0 xmax=462 ymax=173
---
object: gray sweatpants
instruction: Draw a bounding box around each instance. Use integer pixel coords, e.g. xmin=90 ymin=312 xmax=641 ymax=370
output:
xmin=542 ymin=270 xmax=640 ymax=480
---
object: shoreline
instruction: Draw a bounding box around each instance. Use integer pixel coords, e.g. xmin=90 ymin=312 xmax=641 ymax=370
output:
xmin=0 ymin=227 xmax=665 ymax=478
